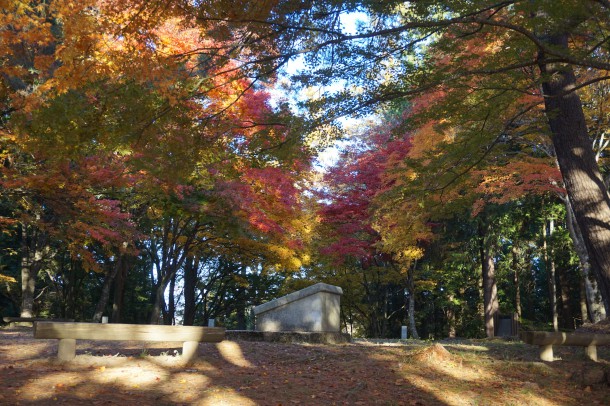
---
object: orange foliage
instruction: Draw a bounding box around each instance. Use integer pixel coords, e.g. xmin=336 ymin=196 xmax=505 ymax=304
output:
xmin=471 ymin=159 xmax=564 ymax=216
xmin=0 ymin=0 xmax=307 ymax=270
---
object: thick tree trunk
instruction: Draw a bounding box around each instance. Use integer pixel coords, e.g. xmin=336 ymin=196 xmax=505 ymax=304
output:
xmin=111 ymin=259 xmax=127 ymax=323
xmin=579 ymin=276 xmax=590 ymax=325
xmin=151 ymin=270 xmax=179 ymax=325
xmin=150 ymin=266 xmax=183 ymax=324
xmin=585 ymin=273 xmax=607 ymax=323
xmin=539 ymin=34 xmax=610 ymax=312
xmin=20 ymin=224 xmax=43 ymax=318
xmin=563 ymin=195 xmax=607 ymax=322
xmin=20 ymin=255 xmax=36 ymax=318
xmin=92 ymin=257 xmax=123 ymax=322
xmin=446 ymin=296 xmax=456 ymax=338
xmin=558 ymin=264 xmax=573 ymax=329
xmin=183 ymin=257 xmax=197 ymax=326
xmin=407 ymin=267 xmax=419 ymax=339
xmin=150 ymin=281 xmax=166 ymax=324
xmin=479 ymin=223 xmax=499 ymax=338
xmin=236 ymin=307 xmax=246 ymax=330
xmin=482 ymin=249 xmax=499 ymax=338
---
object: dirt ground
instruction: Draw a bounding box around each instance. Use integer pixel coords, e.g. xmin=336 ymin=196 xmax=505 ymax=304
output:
xmin=1 ymin=327 xmax=609 ymax=405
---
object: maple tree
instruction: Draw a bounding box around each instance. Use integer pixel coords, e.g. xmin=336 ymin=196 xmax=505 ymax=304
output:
xmin=3 ymin=0 xmax=610 ymax=337
xmin=0 ymin=0 xmax=313 ymax=323
xmin=314 ymin=139 xmax=399 ymax=337
xmin=202 ymin=0 xmax=610 ymax=314
xmin=313 ymin=53 xmax=591 ymax=335
xmin=311 ymin=118 xmax=431 ymax=337
xmin=388 ymin=87 xmax=592 ymax=334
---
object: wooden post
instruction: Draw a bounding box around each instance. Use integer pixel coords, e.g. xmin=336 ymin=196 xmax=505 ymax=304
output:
xmin=540 ymin=344 xmax=554 ymax=362
xmin=182 ymin=341 xmax=199 ymax=363
xmin=58 ymin=339 xmax=76 ymax=361
xmin=585 ymin=344 xmax=598 ymax=362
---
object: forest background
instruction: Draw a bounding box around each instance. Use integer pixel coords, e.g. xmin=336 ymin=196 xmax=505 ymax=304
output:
xmin=2 ymin=0 xmax=610 ymax=339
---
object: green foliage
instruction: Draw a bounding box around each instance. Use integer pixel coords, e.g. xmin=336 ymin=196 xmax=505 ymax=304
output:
xmin=1 ymin=0 xmax=606 ymax=336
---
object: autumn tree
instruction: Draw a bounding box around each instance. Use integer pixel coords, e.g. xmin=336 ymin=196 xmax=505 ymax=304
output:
xmin=197 ymin=0 xmax=610 ymax=313
xmin=310 ymin=119 xmax=428 ymax=337
xmin=315 ymin=139 xmax=396 ymax=337
xmin=1 ymin=0 xmax=313 ymax=322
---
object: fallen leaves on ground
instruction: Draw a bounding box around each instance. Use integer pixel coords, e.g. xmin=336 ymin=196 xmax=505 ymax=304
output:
xmin=0 ymin=327 xmax=608 ymax=405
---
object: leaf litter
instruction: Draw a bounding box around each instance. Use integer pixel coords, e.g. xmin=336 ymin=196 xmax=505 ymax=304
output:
xmin=0 ymin=327 xmax=608 ymax=405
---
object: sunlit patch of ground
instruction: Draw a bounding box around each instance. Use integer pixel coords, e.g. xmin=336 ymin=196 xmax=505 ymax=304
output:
xmin=216 ymin=340 xmax=253 ymax=368
xmin=196 ymin=389 xmax=258 ymax=406
xmin=1 ymin=327 xmax=609 ymax=405
xmin=391 ymin=345 xmax=569 ymax=406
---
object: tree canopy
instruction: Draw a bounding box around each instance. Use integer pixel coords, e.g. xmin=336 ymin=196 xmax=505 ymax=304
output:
xmin=1 ymin=0 xmax=609 ymax=336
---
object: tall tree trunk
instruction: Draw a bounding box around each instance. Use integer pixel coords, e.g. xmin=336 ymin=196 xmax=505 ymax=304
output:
xmin=166 ymin=272 xmax=176 ymax=325
xmin=20 ymin=224 xmax=42 ymax=318
xmin=147 ymin=219 xmax=198 ymax=324
xmin=236 ymin=306 xmax=246 ymax=330
xmin=346 ymin=299 xmax=354 ymax=336
xmin=235 ymin=266 xmax=248 ymax=330
xmin=479 ymin=223 xmax=499 ymax=338
xmin=579 ymin=276 xmax=590 ymax=325
xmin=20 ymin=228 xmax=36 ymax=318
xmin=20 ymin=261 xmax=36 ymax=317
xmin=563 ymin=195 xmax=607 ymax=322
xmin=512 ymin=246 xmax=522 ymax=319
xmin=183 ymin=257 xmax=197 ymax=326
xmin=381 ymin=286 xmax=388 ymax=338
xmin=557 ymin=264 xmax=573 ymax=329
xmin=111 ymin=258 xmax=127 ymax=323
xmin=482 ymin=248 xmax=499 ymax=338
xmin=67 ymin=260 xmax=77 ymax=319
xmin=539 ymin=33 xmax=610 ymax=312
xmin=446 ymin=296 xmax=456 ymax=338
xmin=151 ymin=271 xmax=179 ymax=325
xmin=150 ymin=280 xmax=166 ymax=324
xmin=150 ymin=268 xmax=181 ymax=324
xmin=407 ymin=266 xmax=419 ymax=339
xmin=92 ymin=256 xmax=122 ymax=322
xmin=544 ymin=220 xmax=559 ymax=331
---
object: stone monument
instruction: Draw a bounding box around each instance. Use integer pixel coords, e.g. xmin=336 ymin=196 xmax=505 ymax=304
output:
xmin=254 ymin=283 xmax=343 ymax=332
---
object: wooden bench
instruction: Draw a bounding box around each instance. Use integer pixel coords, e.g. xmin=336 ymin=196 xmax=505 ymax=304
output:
xmin=34 ymin=321 xmax=225 ymax=363
xmin=520 ymin=331 xmax=610 ymax=362
xmin=3 ymin=317 xmax=75 ymax=327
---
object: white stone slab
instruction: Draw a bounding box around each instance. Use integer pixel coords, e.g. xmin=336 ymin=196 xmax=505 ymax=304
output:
xmin=254 ymin=283 xmax=343 ymax=332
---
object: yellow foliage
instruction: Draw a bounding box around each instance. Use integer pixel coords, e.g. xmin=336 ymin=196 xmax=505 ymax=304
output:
xmin=266 ymin=244 xmax=306 ymax=271
xmin=398 ymin=247 xmax=424 ymax=262
xmin=0 ymin=274 xmax=17 ymax=284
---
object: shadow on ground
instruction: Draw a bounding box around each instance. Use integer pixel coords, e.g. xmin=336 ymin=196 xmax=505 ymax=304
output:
xmin=1 ymin=327 xmax=609 ymax=405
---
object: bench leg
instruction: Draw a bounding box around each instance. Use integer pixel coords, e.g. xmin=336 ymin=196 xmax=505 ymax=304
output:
xmin=58 ymin=339 xmax=76 ymax=361
xmin=182 ymin=341 xmax=199 ymax=364
xmin=585 ymin=344 xmax=597 ymax=362
xmin=540 ymin=344 xmax=554 ymax=362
